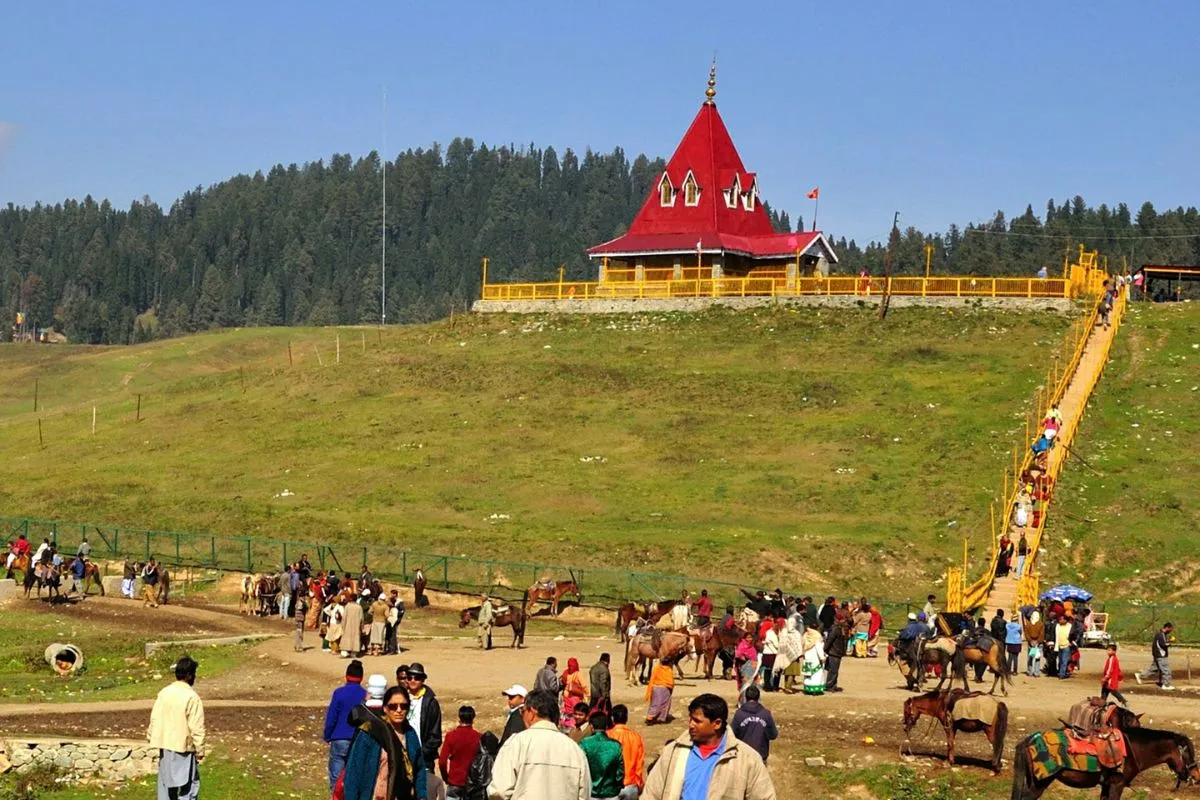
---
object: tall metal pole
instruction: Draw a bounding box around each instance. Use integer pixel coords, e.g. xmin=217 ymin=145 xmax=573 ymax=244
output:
xmin=381 ymin=87 xmax=387 ymax=327
xmin=878 ymin=211 xmax=900 ymax=319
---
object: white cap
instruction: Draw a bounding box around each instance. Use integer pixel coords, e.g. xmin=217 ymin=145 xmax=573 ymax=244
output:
xmin=501 ymin=684 xmax=528 ymax=698
xmin=365 ymin=674 xmax=388 ymax=708
xmin=907 ymin=613 xmax=917 ymax=621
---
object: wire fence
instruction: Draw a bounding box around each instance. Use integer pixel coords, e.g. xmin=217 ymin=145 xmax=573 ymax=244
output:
xmin=7 ymin=515 xmax=1195 ymax=643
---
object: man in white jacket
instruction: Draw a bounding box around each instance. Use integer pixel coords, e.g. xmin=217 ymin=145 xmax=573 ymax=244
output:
xmin=488 ymin=689 xmax=590 ymax=800
xmin=148 ymin=655 xmax=206 ymax=800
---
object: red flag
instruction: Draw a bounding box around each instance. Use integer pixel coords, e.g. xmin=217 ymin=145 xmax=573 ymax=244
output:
xmin=806 ymin=187 xmax=820 ymax=200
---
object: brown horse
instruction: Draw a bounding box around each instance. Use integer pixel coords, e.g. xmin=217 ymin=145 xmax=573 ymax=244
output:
xmin=888 ymin=636 xmax=962 ymax=692
xmin=459 ymin=601 xmax=527 ymax=649
xmin=644 ymin=600 xmax=679 ymax=626
xmin=903 ymin=689 xmax=1008 ymax=773
xmin=255 ymin=573 xmax=280 ymax=616
xmin=24 ymin=562 xmax=62 ymax=601
xmin=624 ymin=630 xmax=689 ymax=685
xmin=1011 ymin=723 xmax=1197 ymax=799
xmin=525 ymin=575 xmax=581 ymax=616
xmin=615 ymin=602 xmax=642 ymax=642
xmin=955 ymin=637 xmax=1012 ymax=696
xmin=5 ymin=552 xmax=30 ymax=581
xmin=691 ymin=622 xmax=745 ymax=680
xmin=61 ymin=557 xmax=105 ymax=596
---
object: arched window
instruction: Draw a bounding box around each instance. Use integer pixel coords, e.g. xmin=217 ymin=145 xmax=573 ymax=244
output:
xmin=683 ymin=171 xmax=700 ymax=207
xmin=658 ymin=173 xmax=675 ymax=207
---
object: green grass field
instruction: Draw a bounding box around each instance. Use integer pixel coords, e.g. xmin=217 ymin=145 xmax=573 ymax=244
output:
xmin=1044 ymin=301 xmax=1200 ymax=637
xmin=0 ymin=306 xmax=1076 ymax=598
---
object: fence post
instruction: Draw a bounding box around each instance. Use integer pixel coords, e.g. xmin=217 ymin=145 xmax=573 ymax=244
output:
xmin=487 ymin=561 xmax=493 ymax=591
xmin=283 ymin=542 xmax=289 ymax=571
xmin=175 ymin=532 xmax=181 ymax=565
xmin=210 ymin=537 xmax=216 ymax=567
xmin=402 ymin=552 xmax=407 ymax=581
xmin=113 ymin=529 xmax=119 ymax=558
xmin=362 ymin=546 xmax=369 ymax=572
xmin=443 ymin=559 xmax=449 ymax=590
xmin=245 ymin=539 xmax=252 ymax=572
xmin=144 ymin=530 xmax=151 ymax=561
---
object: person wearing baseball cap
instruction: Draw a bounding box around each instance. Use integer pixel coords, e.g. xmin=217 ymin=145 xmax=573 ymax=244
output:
xmin=500 ymin=684 xmax=528 ymax=745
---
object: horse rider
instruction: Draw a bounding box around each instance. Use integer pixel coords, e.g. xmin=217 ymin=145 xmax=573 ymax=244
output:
xmin=691 ymin=589 xmax=714 ymax=627
xmin=32 ymin=537 xmax=52 ymax=567
xmin=477 ymin=594 xmax=496 ymax=649
xmin=720 ymin=605 xmax=737 ymax=633
xmin=6 ymin=533 xmax=31 ymax=570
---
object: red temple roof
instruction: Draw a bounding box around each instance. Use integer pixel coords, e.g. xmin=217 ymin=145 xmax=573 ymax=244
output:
xmin=588 ymin=80 xmax=836 ymax=263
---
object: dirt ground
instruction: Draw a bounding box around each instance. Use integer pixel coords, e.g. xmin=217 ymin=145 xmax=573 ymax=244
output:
xmin=4 ymin=594 xmax=1200 ymax=798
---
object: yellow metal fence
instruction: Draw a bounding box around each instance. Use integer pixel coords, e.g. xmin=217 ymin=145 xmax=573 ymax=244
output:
xmin=482 ymin=274 xmax=1074 ymax=302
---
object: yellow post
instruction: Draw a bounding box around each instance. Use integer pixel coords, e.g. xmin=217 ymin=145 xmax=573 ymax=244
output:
xmin=962 ymin=537 xmax=968 ymax=580
xmin=557 ymin=265 xmax=564 ymax=300
xmin=924 ymin=242 xmax=933 ymax=279
xmin=481 ymin=257 xmax=489 ymax=299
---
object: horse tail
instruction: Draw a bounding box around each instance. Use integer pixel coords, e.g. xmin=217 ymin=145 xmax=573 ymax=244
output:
xmin=515 ymin=605 xmax=527 ymax=647
xmin=615 ymin=608 xmax=623 ymax=641
xmin=992 ymin=702 xmax=1009 ymax=774
xmin=951 ymin=649 xmax=968 ymax=691
xmin=1010 ymin=733 xmax=1034 ymax=800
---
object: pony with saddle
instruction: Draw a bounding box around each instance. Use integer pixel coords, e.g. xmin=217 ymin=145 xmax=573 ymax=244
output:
xmin=903 ymin=689 xmax=1008 ymax=773
xmin=624 ymin=623 xmax=690 ymax=685
xmin=938 ymin=612 xmax=1012 ymax=696
xmin=889 ymin=633 xmax=961 ymax=692
xmin=525 ymin=572 xmax=580 ymax=616
xmin=23 ymin=560 xmax=62 ymax=601
xmin=1011 ymin=697 xmax=1198 ymax=798
xmin=459 ymin=597 xmax=527 ymax=649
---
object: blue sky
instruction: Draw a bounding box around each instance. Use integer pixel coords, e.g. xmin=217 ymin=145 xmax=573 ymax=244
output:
xmin=2 ymin=2 xmax=1196 ymax=243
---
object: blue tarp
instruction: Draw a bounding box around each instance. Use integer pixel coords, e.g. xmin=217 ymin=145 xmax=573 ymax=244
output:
xmin=1040 ymin=584 xmax=1094 ymax=602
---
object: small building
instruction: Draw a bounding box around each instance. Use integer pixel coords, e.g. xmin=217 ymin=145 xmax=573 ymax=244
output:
xmin=587 ymin=67 xmax=838 ymax=285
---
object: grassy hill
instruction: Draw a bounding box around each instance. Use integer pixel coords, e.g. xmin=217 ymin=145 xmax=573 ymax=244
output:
xmin=0 ymin=306 xmax=1074 ymax=597
xmin=1046 ymin=302 xmax=1200 ymax=616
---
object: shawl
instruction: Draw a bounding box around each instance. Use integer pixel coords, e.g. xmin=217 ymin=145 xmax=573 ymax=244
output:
xmin=646 ymin=664 xmax=675 ymax=701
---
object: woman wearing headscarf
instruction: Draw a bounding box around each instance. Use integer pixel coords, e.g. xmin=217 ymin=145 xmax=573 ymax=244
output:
xmin=559 ymin=657 xmax=588 ymax=728
xmin=342 ymin=684 xmax=427 ymax=800
xmin=645 ymin=658 xmax=675 ymax=724
xmin=800 ymin=623 xmax=826 ymax=695
xmin=324 ymin=593 xmax=346 ymax=655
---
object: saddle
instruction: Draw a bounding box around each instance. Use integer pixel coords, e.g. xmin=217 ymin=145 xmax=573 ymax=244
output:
xmin=492 ymin=605 xmax=510 ymax=616
xmin=536 ymin=580 xmax=556 ymax=592
xmin=1060 ymin=699 xmax=1126 ymax=770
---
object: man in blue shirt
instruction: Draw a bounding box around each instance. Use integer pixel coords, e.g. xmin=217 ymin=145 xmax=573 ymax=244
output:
xmin=323 ymin=659 xmax=367 ymax=790
xmin=642 ymin=693 xmax=775 ymax=800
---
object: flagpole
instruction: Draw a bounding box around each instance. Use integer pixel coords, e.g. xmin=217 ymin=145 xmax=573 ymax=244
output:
xmin=811 ymin=193 xmax=819 ymax=232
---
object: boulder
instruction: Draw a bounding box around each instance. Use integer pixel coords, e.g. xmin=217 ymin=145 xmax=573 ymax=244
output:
xmin=109 ymin=748 xmax=130 ymax=761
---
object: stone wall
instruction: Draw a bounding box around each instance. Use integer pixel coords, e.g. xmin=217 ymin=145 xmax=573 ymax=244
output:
xmin=3 ymin=737 xmax=158 ymax=780
xmin=473 ymin=295 xmax=1074 ymax=314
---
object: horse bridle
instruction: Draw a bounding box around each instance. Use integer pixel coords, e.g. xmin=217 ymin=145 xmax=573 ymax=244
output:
xmin=1174 ymin=741 xmax=1198 ymax=788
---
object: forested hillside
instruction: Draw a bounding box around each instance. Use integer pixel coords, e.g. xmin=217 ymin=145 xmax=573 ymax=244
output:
xmin=2 ymin=137 xmax=1198 ymax=343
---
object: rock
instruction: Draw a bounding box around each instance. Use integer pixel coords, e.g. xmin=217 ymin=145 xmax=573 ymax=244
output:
xmin=54 ymin=755 xmax=73 ymax=769
xmin=11 ymin=750 xmax=33 ymax=766
xmin=831 ymin=761 xmax=845 ymax=769
xmin=131 ymin=748 xmax=146 ymax=759
xmin=110 ymin=748 xmax=130 ymax=761
xmin=73 ymin=758 xmax=96 ymax=771
xmin=804 ymin=756 xmax=826 ymax=767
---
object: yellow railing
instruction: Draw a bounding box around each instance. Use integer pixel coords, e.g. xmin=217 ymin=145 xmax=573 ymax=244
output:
xmin=952 ymin=285 xmax=1126 ymax=613
xmin=481 ymin=274 xmax=1074 ymax=302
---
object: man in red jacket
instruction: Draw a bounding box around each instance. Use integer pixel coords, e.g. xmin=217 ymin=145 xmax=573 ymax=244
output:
xmin=439 ymin=705 xmax=482 ymax=796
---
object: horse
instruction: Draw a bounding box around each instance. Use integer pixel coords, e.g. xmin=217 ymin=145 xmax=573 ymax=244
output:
xmin=4 ymin=552 xmax=29 ymax=581
xmin=255 ymin=573 xmax=280 ymax=616
xmin=60 ymin=557 xmax=105 ymax=597
xmin=624 ymin=630 xmax=690 ymax=685
xmin=615 ymin=602 xmax=642 ymax=642
xmin=938 ymin=612 xmax=1012 ymax=695
xmin=691 ymin=620 xmax=744 ymax=680
xmin=413 ymin=568 xmax=429 ymax=608
xmin=459 ymin=600 xmax=527 ymax=649
xmin=1011 ymin=723 xmax=1198 ymax=799
xmin=902 ymin=689 xmax=1009 ymax=773
xmin=643 ymin=600 xmax=679 ymax=626
xmin=888 ymin=636 xmax=961 ymax=692
xmin=239 ymin=574 xmax=259 ymax=614
xmin=23 ymin=562 xmax=61 ymax=601
xmin=525 ymin=573 xmax=581 ymax=616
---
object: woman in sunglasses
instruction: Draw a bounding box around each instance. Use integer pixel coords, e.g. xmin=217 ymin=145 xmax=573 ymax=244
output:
xmin=341 ymin=685 xmax=428 ymax=800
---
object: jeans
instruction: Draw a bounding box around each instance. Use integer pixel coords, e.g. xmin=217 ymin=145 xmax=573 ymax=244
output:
xmin=1141 ymin=657 xmax=1172 ymax=687
xmin=1101 ymin=685 xmax=1128 ymax=705
xmin=617 ymin=786 xmax=640 ymax=800
xmin=328 ymin=739 xmax=351 ymax=790
xmin=1016 ymin=555 xmax=1026 ymax=577
xmin=1027 ymin=647 xmax=1042 ymax=677
xmin=825 ymin=656 xmax=842 ymax=689
xmin=279 ymin=594 xmax=291 ymax=620
xmin=1057 ymin=648 xmax=1070 ymax=678
xmin=1006 ymin=645 xmax=1020 ymax=676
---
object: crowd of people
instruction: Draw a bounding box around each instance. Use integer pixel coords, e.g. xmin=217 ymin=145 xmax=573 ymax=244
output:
xmin=313 ymin=653 xmax=778 ymax=799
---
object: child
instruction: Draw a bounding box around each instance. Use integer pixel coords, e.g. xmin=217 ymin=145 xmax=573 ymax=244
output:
xmin=1101 ymin=643 xmax=1127 ymax=705
xmin=1027 ymin=640 xmax=1043 ymax=678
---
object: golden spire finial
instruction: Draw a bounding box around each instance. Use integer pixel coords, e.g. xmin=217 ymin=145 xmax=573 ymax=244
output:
xmin=704 ymin=60 xmax=716 ymax=104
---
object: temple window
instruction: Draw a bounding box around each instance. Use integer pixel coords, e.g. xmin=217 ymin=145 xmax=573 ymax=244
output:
xmin=742 ymin=182 xmax=757 ymax=211
xmin=725 ymin=176 xmax=740 ymax=209
xmin=683 ymin=172 xmax=700 ymax=207
xmin=658 ymin=173 xmax=675 ymax=207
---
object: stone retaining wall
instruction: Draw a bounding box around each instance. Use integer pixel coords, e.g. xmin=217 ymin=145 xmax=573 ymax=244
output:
xmin=3 ymin=737 xmax=158 ymax=780
xmin=473 ymin=295 xmax=1074 ymax=314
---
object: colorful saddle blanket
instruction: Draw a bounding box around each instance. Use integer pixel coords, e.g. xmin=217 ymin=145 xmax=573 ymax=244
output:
xmin=1026 ymin=729 xmax=1125 ymax=780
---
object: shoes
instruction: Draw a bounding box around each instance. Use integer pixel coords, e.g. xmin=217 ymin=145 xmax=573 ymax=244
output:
xmin=827 ymin=686 xmax=844 ymax=693
xmin=1134 ymin=674 xmax=1143 ymax=685
xmin=1163 ymin=685 xmax=1176 ymax=691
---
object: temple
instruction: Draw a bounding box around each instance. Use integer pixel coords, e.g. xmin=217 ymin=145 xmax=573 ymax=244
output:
xmin=587 ymin=65 xmax=838 ymax=284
